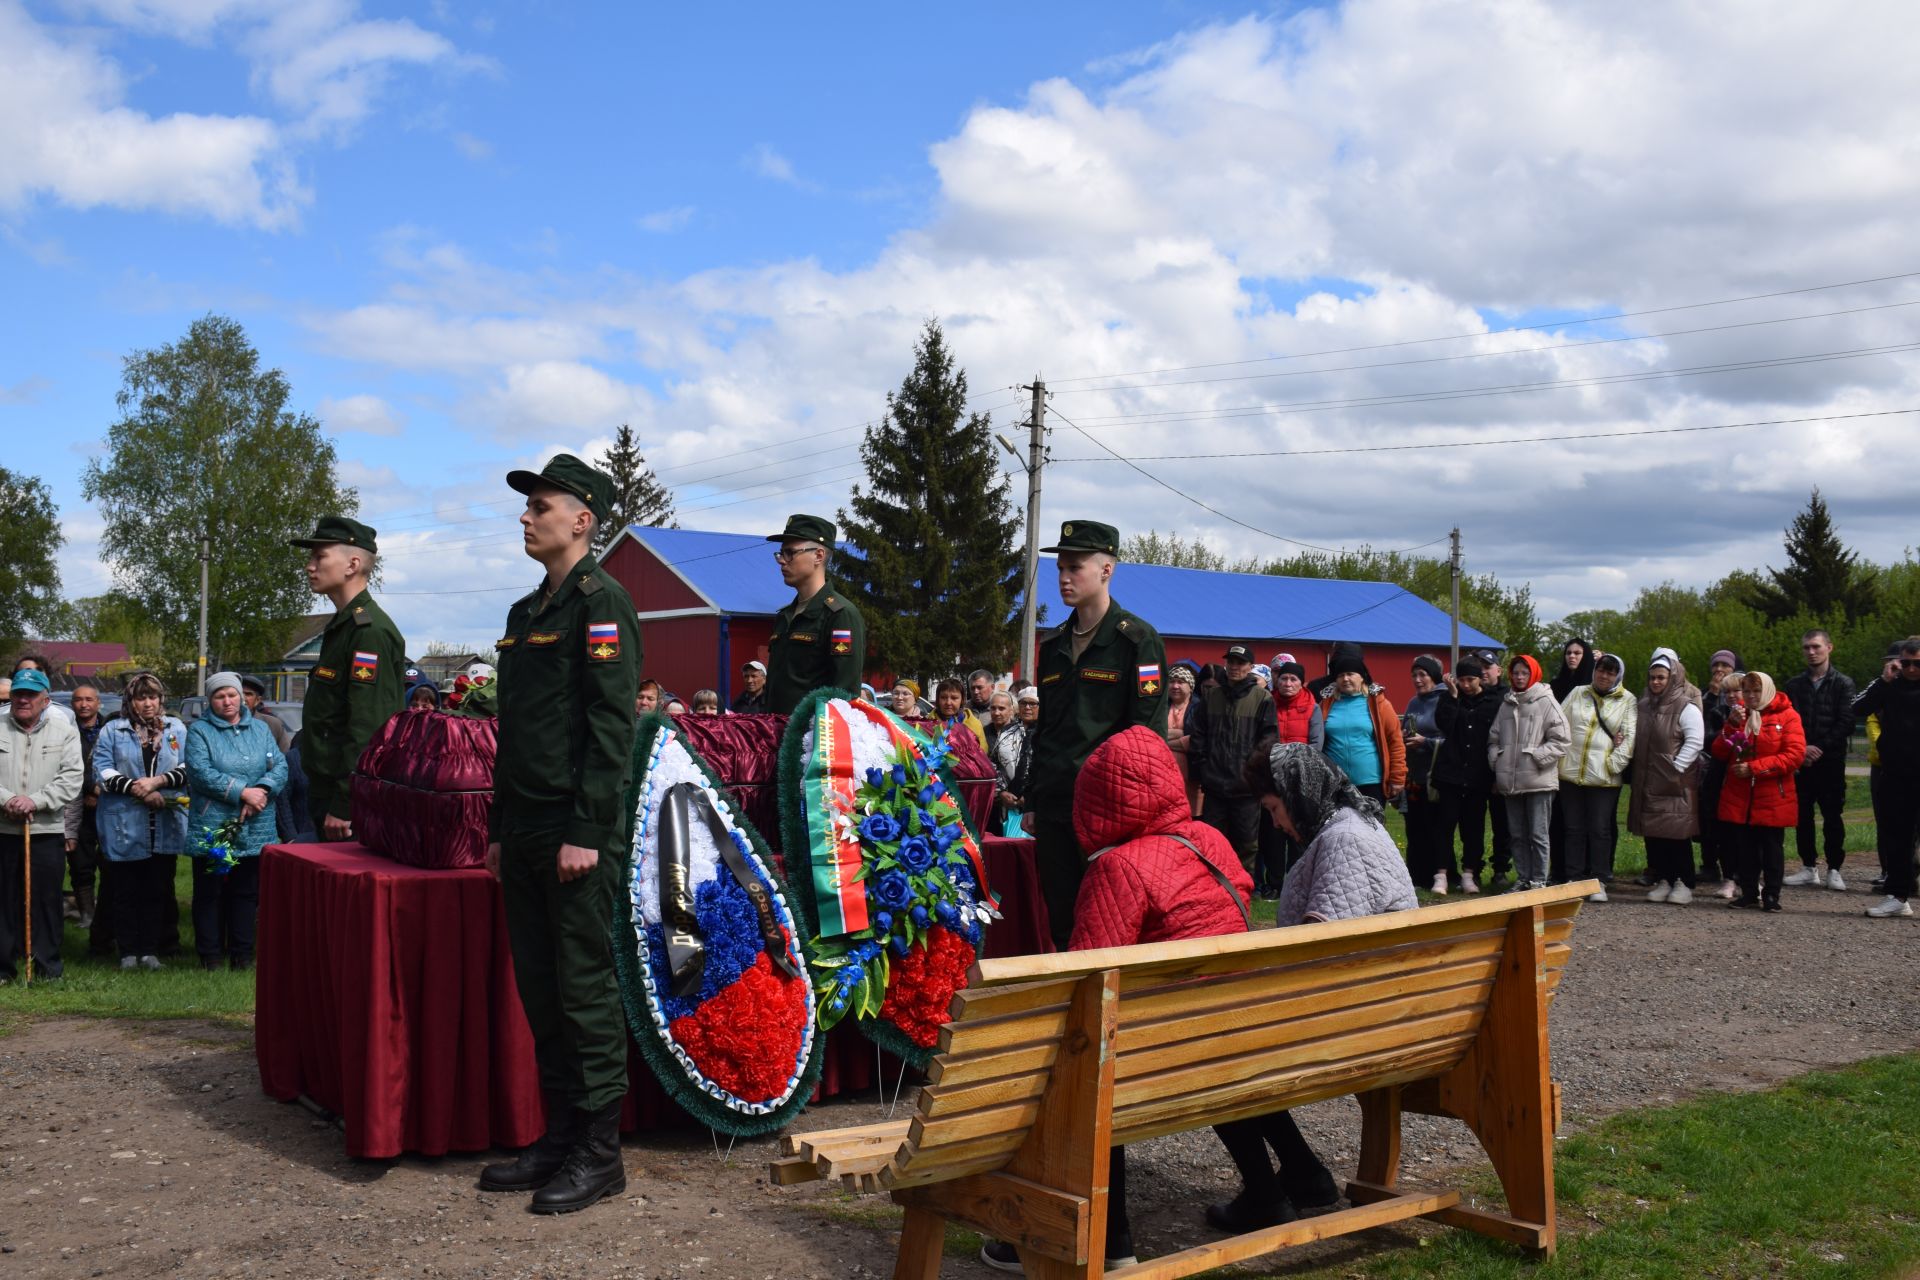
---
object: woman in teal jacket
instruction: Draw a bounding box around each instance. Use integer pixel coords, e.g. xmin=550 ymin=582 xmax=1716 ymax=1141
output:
xmin=185 ymin=672 xmax=287 ymax=970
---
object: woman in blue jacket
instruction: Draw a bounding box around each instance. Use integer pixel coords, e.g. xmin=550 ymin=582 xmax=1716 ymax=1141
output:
xmin=94 ymin=671 xmax=190 ymax=970
xmin=186 ymin=672 xmax=288 ymax=970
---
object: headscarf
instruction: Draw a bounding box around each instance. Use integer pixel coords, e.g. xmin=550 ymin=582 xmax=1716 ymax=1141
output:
xmin=1509 ymin=654 xmax=1544 ymax=690
xmin=122 ymin=671 xmax=167 ymax=743
xmin=1550 ymin=636 xmax=1596 ymax=701
xmin=1644 ymin=646 xmax=1697 ymax=715
xmin=1737 ymin=670 xmax=1776 ymax=737
xmin=1267 ymin=741 xmax=1385 ymax=845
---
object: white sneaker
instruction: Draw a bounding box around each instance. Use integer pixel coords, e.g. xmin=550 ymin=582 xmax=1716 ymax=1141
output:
xmin=1460 ymin=872 xmax=1480 ymax=895
xmin=140 ymin=955 xmax=163 ymax=971
xmin=1587 ymin=888 xmax=1608 ymax=903
xmin=119 ymin=955 xmax=138 ymax=970
xmin=1647 ymin=881 xmax=1672 ymax=903
xmin=1718 ymin=879 xmax=1738 ymax=900
xmin=1827 ymin=869 xmax=1847 ymax=892
xmin=1430 ymin=871 xmax=1448 ymax=895
xmin=1668 ymin=883 xmax=1693 ymax=905
xmin=1866 ymin=896 xmax=1914 ymax=918
xmin=1783 ymin=866 xmax=1821 ymax=887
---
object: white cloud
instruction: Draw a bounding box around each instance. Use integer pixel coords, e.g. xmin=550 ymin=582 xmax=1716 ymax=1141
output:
xmin=0 ymin=1 xmax=304 ymax=227
xmin=299 ymin=0 xmax=1920 ymax=620
xmin=318 ymin=393 xmax=404 ymax=436
xmin=451 ymin=130 xmax=491 ymax=161
xmin=637 ymin=205 xmax=695 ymax=233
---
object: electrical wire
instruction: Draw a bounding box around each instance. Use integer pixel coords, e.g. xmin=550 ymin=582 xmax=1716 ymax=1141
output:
xmin=1049 ymin=406 xmax=1920 ymax=462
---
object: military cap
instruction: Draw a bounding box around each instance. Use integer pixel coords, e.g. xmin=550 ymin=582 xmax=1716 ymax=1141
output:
xmin=768 ymin=513 xmax=836 ymax=545
xmin=1040 ymin=519 xmax=1120 ymax=556
xmin=289 ymin=516 xmax=379 ymax=555
xmin=506 ymin=452 xmax=615 ymax=524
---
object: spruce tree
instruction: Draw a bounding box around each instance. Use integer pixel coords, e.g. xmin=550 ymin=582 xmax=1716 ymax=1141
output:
xmin=1744 ymin=488 xmax=1879 ymax=622
xmin=837 ymin=320 xmax=1022 ymax=678
xmin=592 ymin=422 xmax=676 ymax=553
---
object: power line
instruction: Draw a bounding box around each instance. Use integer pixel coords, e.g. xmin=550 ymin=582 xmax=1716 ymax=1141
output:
xmin=1045 ymin=340 xmax=1920 ymax=433
xmin=1044 ymin=268 xmax=1920 ymax=386
xmin=1050 ymin=297 xmax=1920 ymax=398
xmin=1049 ymin=406 xmax=1920 ymax=462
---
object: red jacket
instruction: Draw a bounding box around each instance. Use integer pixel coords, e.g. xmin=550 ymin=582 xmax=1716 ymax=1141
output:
xmin=1070 ymin=726 xmax=1255 ymax=951
xmin=1709 ymin=692 xmax=1805 ymax=827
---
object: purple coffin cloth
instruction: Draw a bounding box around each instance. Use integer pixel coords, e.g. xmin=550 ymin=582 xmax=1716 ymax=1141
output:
xmin=353 ymin=711 xmax=497 ymax=869
xmin=674 ymin=710 xmax=999 ymax=862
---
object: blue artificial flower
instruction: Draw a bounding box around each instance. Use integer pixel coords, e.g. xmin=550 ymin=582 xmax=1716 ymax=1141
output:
xmin=911 ymin=904 xmax=930 ymax=928
xmin=897 ymin=835 xmax=936 ymax=874
xmin=916 ymin=784 xmax=937 ymax=806
xmin=936 ymin=901 xmax=957 ymax=926
xmin=933 ymin=823 xmax=961 ymax=850
xmin=865 ymin=767 xmax=885 ymax=788
xmin=889 ymin=935 xmax=909 ymax=958
xmin=890 ymin=764 xmax=908 ymax=785
xmin=873 ymin=870 xmax=914 ymax=911
xmin=858 ymin=811 xmax=903 ymax=843
xmin=872 ymin=910 xmax=893 ymax=933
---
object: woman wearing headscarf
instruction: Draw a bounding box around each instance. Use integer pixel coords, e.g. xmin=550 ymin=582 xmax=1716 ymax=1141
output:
xmin=1547 ymin=637 xmax=1596 ymax=880
xmin=93 ymin=672 xmax=189 ymax=970
xmin=1488 ymin=655 xmax=1571 ymax=889
xmin=1401 ymin=655 xmax=1454 ymax=894
xmin=1696 ymin=649 xmax=1742 ymax=897
xmin=1710 ymin=670 xmax=1805 ymax=911
xmin=1195 ymin=742 xmax=1419 ymax=1230
xmin=1557 ymin=653 xmax=1637 ymax=901
xmin=1165 ymin=663 xmax=1198 ymax=811
xmin=185 ymin=672 xmax=288 ymax=970
xmin=1313 ymin=642 xmax=1405 ymax=804
xmin=1628 ymin=648 xmax=1705 ymax=904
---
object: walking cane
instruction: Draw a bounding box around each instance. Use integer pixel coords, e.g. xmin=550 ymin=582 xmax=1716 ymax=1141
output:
xmin=21 ymin=822 xmax=30 ymax=988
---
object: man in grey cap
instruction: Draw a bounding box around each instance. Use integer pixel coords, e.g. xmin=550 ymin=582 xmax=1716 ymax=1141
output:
xmin=288 ymin=516 xmax=406 ymax=841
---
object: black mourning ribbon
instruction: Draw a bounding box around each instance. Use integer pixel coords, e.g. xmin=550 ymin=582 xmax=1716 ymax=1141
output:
xmin=662 ymin=782 xmax=801 ymax=983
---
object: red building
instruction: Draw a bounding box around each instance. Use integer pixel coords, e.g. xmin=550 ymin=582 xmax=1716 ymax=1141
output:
xmin=603 ymin=528 xmax=1503 ymax=710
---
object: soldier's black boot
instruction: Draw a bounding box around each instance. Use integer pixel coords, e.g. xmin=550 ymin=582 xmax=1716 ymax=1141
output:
xmin=478 ymin=1093 xmax=580 ymax=1192
xmin=529 ymin=1101 xmax=625 ymax=1214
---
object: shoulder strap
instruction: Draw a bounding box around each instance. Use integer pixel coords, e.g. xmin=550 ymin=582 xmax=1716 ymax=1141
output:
xmin=1164 ymin=833 xmax=1251 ymax=929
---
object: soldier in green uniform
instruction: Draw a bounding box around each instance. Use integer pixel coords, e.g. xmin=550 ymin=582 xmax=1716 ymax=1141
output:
xmin=764 ymin=514 xmax=865 ymax=714
xmin=479 ymin=454 xmax=641 ymax=1215
xmin=289 ymin=517 xmax=407 ymax=842
xmin=1026 ymin=521 xmax=1168 ymax=947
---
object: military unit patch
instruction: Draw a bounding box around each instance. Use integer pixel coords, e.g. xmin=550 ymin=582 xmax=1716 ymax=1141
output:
xmin=351 ymin=651 xmax=379 ymax=682
xmin=527 ymin=632 xmax=560 ymax=646
xmin=1137 ymin=663 xmax=1161 ymax=695
xmin=313 ymin=665 xmax=338 ymax=681
xmin=830 ymin=628 xmax=852 ymax=655
xmin=588 ymin=621 xmax=621 ymax=660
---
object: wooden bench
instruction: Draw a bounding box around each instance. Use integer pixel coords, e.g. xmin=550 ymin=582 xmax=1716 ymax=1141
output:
xmin=772 ymin=880 xmax=1597 ymax=1279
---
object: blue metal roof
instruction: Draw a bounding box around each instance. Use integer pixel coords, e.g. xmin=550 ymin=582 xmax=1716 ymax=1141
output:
xmin=629 ymin=526 xmax=1501 ymax=649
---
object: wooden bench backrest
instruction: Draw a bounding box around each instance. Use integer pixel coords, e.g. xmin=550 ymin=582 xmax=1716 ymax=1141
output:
xmin=884 ymin=883 xmax=1586 ymax=1190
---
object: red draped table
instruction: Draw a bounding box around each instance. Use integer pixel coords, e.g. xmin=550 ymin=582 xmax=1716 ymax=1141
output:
xmin=255 ymin=836 xmax=1050 ymax=1158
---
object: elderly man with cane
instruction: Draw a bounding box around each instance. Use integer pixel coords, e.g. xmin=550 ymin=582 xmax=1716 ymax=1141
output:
xmin=1 ymin=668 xmax=84 ymax=984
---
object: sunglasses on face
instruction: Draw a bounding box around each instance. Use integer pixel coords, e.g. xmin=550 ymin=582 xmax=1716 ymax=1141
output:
xmin=1902 ymin=659 xmax=1920 ymax=670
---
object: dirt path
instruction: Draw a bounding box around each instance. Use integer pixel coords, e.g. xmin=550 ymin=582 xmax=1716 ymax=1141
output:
xmin=3 ymin=882 xmax=1916 ymax=1279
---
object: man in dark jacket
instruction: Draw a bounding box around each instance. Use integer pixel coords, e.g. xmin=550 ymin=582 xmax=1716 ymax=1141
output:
xmin=1185 ymin=644 xmax=1277 ymax=877
xmin=1433 ymin=657 xmax=1508 ymax=892
xmin=1783 ymin=629 xmax=1856 ymax=891
xmin=1858 ymin=637 xmax=1920 ymax=918
xmin=730 ymin=661 xmax=768 ymax=713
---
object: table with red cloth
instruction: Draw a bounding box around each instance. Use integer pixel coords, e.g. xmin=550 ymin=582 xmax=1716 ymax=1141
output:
xmin=255 ymin=835 xmax=1049 ymax=1158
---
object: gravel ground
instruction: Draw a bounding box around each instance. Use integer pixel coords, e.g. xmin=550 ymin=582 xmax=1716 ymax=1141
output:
xmin=2 ymin=879 xmax=1915 ymax=1279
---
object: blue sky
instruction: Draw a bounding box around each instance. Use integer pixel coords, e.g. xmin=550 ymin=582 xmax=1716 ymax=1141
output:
xmin=6 ymin=1 xmax=1919 ymax=649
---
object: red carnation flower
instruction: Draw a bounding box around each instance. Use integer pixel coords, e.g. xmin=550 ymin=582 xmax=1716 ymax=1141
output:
xmin=669 ymin=953 xmax=812 ymax=1101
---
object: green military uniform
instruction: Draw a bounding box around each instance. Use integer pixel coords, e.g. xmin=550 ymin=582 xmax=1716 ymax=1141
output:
xmin=289 ymin=518 xmax=407 ymax=830
xmin=492 ymin=457 xmax=641 ymax=1119
xmin=1027 ymin=521 xmax=1168 ymax=946
xmin=764 ymin=514 xmax=866 ymax=714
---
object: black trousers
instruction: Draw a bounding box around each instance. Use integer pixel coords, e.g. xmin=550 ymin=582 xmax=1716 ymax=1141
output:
xmin=1731 ymin=824 xmax=1786 ymax=902
xmin=113 ymin=855 xmax=176 ymax=960
xmin=67 ymin=816 xmax=101 ymax=902
xmin=1034 ymin=811 xmax=1086 ymax=950
xmin=1199 ymin=793 xmax=1260 ymax=869
xmin=1877 ymin=774 xmax=1920 ymax=900
xmin=1645 ymin=837 xmax=1695 ymax=888
xmin=1405 ymin=783 xmax=1460 ymax=885
xmin=1255 ymin=820 xmax=1299 ymax=894
xmin=1214 ymin=1108 xmax=1323 ymax=1190
xmin=191 ymin=857 xmax=261 ymax=965
xmin=1696 ymin=778 xmax=1728 ymax=882
xmin=0 ymin=831 xmax=67 ymax=980
xmin=1559 ymin=783 xmax=1620 ymax=883
xmin=1793 ymin=755 xmax=1848 ymax=870
xmin=1456 ymin=785 xmax=1510 ymax=878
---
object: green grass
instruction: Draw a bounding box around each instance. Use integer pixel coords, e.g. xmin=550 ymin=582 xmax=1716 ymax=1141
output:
xmin=0 ymin=855 xmax=255 ymax=1031
xmin=1241 ymin=1052 xmax=1920 ymax=1279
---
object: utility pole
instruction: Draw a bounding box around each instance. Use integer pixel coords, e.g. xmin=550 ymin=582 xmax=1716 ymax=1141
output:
xmin=197 ymin=533 xmax=210 ymax=696
xmin=1448 ymin=526 xmax=1462 ymax=670
xmin=998 ymin=379 xmax=1047 ymax=678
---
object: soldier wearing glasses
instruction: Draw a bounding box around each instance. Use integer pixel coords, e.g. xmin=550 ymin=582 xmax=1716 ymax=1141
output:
xmin=764 ymin=514 xmax=866 ymax=713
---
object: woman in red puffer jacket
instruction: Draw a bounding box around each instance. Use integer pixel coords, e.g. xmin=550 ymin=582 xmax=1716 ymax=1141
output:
xmin=1709 ymin=670 xmax=1805 ymax=912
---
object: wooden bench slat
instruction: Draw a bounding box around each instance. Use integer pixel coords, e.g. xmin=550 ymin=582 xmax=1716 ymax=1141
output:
xmin=1104 ymin=1187 xmax=1462 ymax=1280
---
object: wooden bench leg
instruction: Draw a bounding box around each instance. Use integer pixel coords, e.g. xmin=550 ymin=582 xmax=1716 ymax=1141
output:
xmin=1354 ymin=1084 xmax=1402 ymax=1190
xmin=893 ymin=1205 xmax=947 ymax=1280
